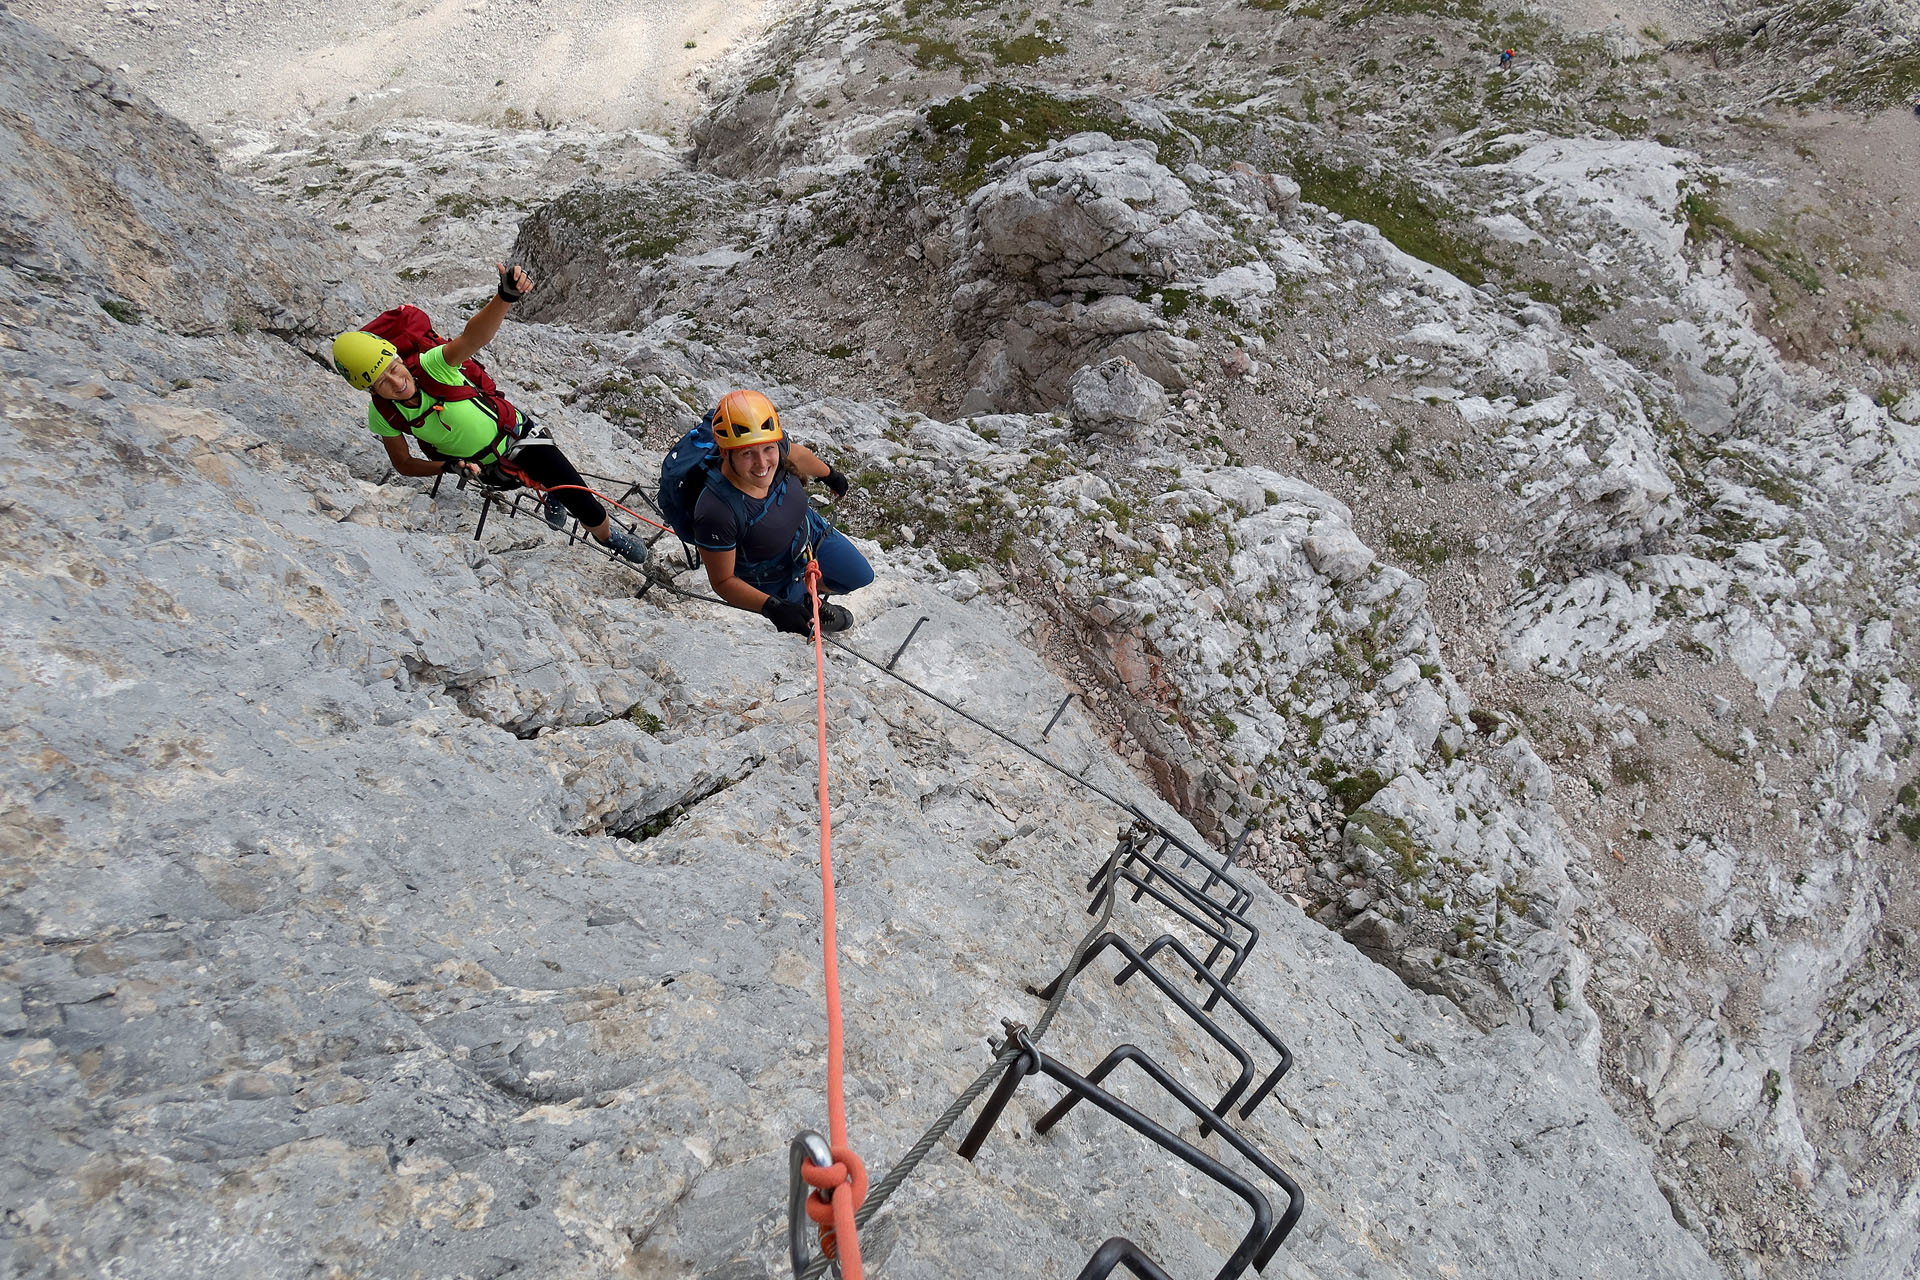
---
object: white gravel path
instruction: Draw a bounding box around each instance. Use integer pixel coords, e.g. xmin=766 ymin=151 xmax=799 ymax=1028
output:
xmin=19 ymin=0 xmax=793 ymax=137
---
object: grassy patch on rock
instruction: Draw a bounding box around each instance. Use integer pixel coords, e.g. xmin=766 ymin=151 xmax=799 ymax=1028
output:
xmin=1288 ymin=156 xmax=1495 ymax=286
xmin=531 ymin=184 xmax=701 ymax=262
xmin=924 ymin=85 xmax=1162 ymax=194
xmin=1346 ymin=808 xmax=1427 ymax=879
xmin=1680 ymin=180 xmax=1823 ymax=294
xmin=987 ymin=31 xmax=1065 ymax=66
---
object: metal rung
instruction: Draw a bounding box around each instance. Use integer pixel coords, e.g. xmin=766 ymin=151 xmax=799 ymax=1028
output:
xmin=1032 ymin=931 xmax=1292 ymax=1136
xmin=1042 ymin=693 xmax=1075 ymax=741
xmin=1035 ymin=1043 xmax=1305 ymax=1268
xmin=957 ymin=1030 xmax=1275 ymax=1280
xmin=1134 ymin=829 xmax=1253 ymax=916
xmin=886 ymin=616 xmax=931 ymax=671
xmin=1083 ymin=859 xmax=1259 ymax=1002
xmin=1075 ymin=1238 xmax=1174 ymax=1280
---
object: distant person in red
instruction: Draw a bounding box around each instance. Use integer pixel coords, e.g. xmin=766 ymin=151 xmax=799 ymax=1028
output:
xmin=1500 ymin=48 xmax=1516 ymax=67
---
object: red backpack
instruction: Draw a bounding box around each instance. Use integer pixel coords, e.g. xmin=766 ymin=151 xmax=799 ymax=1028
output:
xmin=361 ymin=305 xmax=519 ymax=459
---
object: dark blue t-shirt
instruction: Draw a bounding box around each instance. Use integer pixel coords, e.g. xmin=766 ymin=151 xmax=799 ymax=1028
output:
xmin=691 ymin=470 xmax=808 ymax=575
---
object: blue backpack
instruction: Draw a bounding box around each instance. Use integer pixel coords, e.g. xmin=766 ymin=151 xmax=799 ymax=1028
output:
xmin=657 ymin=411 xmax=810 ymax=582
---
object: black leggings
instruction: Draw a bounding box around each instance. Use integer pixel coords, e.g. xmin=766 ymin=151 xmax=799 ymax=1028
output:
xmin=491 ymin=435 xmax=607 ymax=528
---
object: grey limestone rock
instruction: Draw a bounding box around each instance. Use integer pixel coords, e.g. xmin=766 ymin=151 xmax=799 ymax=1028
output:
xmin=0 ymin=10 xmax=1857 ymax=1279
xmin=948 ymin=133 xmax=1220 ymax=411
xmin=1303 ymin=532 xmax=1375 ymax=586
xmin=0 ymin=91 xmax=1718 ymax=1275
xmin=0 ymin=12 xmax=370 ymax=338
xmin=969 ymin=297 xmax=1200 ymax=413
xmin=1067 ymin=356 xmax=1171 ymax=437
xmin=962 ymin=133 xmax=1224 ymax=297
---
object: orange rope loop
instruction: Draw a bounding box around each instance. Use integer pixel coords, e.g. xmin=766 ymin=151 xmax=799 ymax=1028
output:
xmin=804 ymin=556 xmax=866 ymax=1278
xmin=486 ymin=463 xmax=673 ymax=534
xmin=801 ymin=1146 xmax=868 ymax=1262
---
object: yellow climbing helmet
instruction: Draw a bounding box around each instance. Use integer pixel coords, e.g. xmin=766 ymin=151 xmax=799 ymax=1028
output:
xmin=332 ymin=330 xmax=398 ymax=391
xmin=710 ymin=389 xmax=783 ymax=449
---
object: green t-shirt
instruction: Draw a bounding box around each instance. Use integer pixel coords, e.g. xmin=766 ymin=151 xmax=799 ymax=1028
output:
xmin=366 ymin=345 xmax=506 ymax=461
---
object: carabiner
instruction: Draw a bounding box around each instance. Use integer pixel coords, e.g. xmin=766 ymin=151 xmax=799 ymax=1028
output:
xmin=787 ymin=1130 xmax=839 ymax=1279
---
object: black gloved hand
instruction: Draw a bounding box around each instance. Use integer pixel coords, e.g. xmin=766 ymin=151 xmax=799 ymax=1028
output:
xmin=762 ymin=596 xmax=813 ymax=636
xmin=496 ymin=263 xmax=528 ymax=303
xmin=821 ymin=465 xmax=850 ymax=499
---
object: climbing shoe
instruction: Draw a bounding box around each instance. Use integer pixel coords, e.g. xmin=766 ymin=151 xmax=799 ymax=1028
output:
xmin=603 ymin=526 xmax=650 ymax=566
xmin=543 ymin=494 xmax=569 ymax=531
xmin=818 ymin=602 xmax=854 ymax=634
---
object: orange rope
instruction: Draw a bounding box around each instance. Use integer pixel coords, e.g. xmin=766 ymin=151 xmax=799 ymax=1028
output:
xmin=490 ymin=467 xmax=871 ymax=1269
xmin=798 ymin=556 xmax=866 ymax=1278
xmin=483 ymin=462 xmax=673 ymax=533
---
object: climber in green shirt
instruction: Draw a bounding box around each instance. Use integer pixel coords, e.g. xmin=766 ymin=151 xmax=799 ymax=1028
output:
xmin=332 ymin=263 xmax=649 ymax=565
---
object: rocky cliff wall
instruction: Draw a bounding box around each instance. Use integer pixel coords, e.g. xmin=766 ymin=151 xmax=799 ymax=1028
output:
xmin=0 ymin=13 xmax=1737 ymax=1280
xmin=489 ymin=5 xmax=1920 ymax=1275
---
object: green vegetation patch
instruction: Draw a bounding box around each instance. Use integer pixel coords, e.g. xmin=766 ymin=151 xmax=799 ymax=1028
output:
xmin=902 ymin=0 xmax=998 ymax=16
xmin=1894 ymin=780 xmax=1920 ymax=844
xmin=1680 ymin=181 xmax=1822 ymax=294
xmin=1513 ymin=278 xmax=1610 ymax=328
xmin=891 ymin=29 xmax=973 ymax=70
xmin=1346 ymin=809 xmax=1427 ymax=879
xmin=534 ymin=185 xmax=699 ymax=262
xmin=1338 ymin=0 xmax=1485 ymax=25
xmin=924 ymin=85 xmax=1158 ymax=194
xmin=1600 ymin=110 xmax=1650 ymax=138
xmin=1289 ymin=157 xmax=1494 ymax=286
xmin=1825 ymin=49 xmax=1920 ymax=108
xmin=1313 ymin=759 xmax=1391 ymax=814
xmin=988 ymin=32 xmax=1064 ymax=65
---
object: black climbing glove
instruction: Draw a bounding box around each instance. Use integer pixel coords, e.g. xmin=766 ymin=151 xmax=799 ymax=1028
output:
xmin=820 ymin=465 xmax=850 ymax=499
xmin=761 ymin=596 xmax=813 ymax=637
xmin=496 ymin=263 xmax=527 ymax=303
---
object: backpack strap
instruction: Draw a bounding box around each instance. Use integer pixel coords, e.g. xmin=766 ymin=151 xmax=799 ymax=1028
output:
xmin=373 ymin=359 xmax=518 ymax=465
xmin=725 ymin=471 xmax=816 ymax=587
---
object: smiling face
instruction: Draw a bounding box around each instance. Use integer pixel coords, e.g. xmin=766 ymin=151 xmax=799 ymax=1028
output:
xmin=722 ymin=441 xmax=781 ymax=492
xmin=371 ymin=359 xmax=416 ymax=402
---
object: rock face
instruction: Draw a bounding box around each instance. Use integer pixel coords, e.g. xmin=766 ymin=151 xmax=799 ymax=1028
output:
xmin=0 ymin=15 xmax=1734 ymax=1280
xmin=19 ymin=0 xmax=1920 ymax=1277
xmin=494 ymin=7 xmax=1920 ymax=1256
xmin=966 ymin=294 xmax=1199 ymax=414
xmin=1067 ymin=356 xmax=1170 ymax=437
xmin=963 ymin=134 xmax=1222 ymax=297
xmin=0 ymin=303 xmax=1723 ymax=1280
xmin=0 ymin=11 xmax=368 ymax=338
xmin=949 ymin=133 xmax=1225 ymax=411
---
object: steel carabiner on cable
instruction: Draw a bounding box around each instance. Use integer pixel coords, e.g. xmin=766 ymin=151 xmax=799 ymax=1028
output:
xmin=788 ymin=1130 xmax=840 ymax=1279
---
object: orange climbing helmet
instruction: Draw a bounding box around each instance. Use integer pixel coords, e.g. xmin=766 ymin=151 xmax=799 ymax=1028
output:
xmin=710 ymin=389 xmax=783 ymax=449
